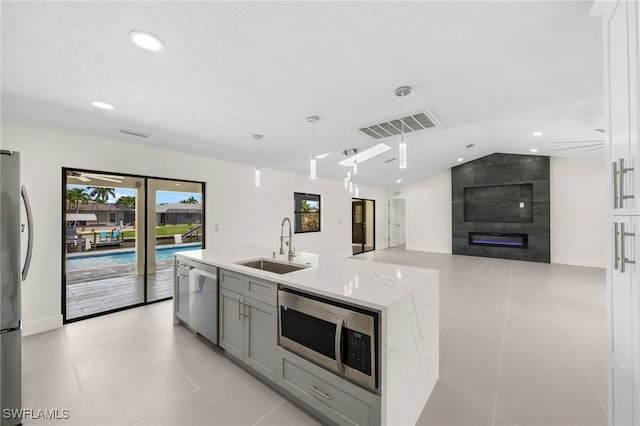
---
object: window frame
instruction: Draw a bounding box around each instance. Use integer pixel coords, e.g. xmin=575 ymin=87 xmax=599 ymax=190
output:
xmin=293 ymin=192 xmax=321 ymax=234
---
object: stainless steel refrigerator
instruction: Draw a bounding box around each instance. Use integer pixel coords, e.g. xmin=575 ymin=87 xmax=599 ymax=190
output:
xmin=1 ymin=150 xmax=33 ymax=426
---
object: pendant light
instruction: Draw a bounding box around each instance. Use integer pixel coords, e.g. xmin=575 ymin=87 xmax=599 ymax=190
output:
xmin=395 ymin=86 xmax=411 ymax=169
xmin=353 ymin=159 xmax=358 ymax=175
xmin=307 ymin=116 xmax=319 ymax=179
xmin=253 ymin=134 xmax=262 ymax=187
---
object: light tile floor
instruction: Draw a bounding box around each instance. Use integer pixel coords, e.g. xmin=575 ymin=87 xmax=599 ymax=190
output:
xmin=23 ymin=247 xmax=607 ymax=425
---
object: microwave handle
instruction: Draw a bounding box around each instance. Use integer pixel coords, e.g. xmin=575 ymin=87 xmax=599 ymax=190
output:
xmin=335 ymin=319 xmax=345 ymax=374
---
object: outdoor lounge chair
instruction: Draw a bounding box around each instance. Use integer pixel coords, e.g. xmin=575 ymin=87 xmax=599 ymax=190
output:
xmin=99 ymin=231 xmax=108 ymax=242
xmin=66 ymin=227 xmax=86 ymax=252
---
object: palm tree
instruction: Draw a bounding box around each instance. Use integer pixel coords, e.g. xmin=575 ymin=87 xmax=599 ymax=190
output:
xmin=180 ymin=195 xmax=198 ymax=204
xmin=116 ymin=195 xmax=136 ymax=209
xmin=66 ymin=188 xmax=90 ymax=227
xmin=66 ymin=188 xmax=90 ymax=211
xmin=88 ymin=187 xmax=115 ymax=203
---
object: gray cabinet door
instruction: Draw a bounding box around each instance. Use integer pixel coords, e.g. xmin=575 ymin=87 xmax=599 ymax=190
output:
xmin=244 ymin=297 xmax=277 ymax=382
xmin=219 ymin=288 xmax=244 ymax=360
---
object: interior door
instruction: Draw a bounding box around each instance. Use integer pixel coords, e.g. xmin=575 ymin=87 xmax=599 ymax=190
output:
xmin=388 ymin=199 xmax=406 ymax=248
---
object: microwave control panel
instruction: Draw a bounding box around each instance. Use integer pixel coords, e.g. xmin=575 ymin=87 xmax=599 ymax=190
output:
xmin=345 ymin=329 xmax=372 ymax=376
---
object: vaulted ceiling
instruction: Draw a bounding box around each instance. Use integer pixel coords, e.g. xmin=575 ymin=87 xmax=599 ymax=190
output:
xmin=1 ymin=1 xmax=603 ymax=188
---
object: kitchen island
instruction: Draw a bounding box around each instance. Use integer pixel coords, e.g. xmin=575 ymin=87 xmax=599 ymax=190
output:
xmin=174 ymin=245 xmax=439 ymax=426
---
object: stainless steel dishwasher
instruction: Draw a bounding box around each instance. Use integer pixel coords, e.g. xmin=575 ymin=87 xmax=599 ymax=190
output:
xmin=189 ymin=263 xmax=218 ymax=345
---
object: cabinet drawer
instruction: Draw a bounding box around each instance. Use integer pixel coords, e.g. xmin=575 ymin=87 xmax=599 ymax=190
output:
xmin=279 ymin=354 xmax=377 ymax=426
xmin=219 ymin=269 xmax=244 ymax=292
xmin=246 ymin=275 xmax=277 ymax=306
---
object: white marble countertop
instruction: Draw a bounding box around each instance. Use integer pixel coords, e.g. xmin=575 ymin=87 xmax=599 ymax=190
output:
xmin=175 ymin=245 xmax=438 ymax=311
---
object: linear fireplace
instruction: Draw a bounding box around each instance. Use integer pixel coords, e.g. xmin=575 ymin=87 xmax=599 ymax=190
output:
xmin=468 ymin=232 xmax=528 ymax=249
xmin=451 ymin=153 xmax=549 ymax=263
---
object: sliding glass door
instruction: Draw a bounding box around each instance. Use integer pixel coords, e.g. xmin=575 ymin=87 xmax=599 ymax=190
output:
xmin=63 ymin=169 xmax=204 ymax=322
xmin=352 ymin=198 xmax=375 ymax=255
xmin=146 ymin=178 xmax=203 ymax=302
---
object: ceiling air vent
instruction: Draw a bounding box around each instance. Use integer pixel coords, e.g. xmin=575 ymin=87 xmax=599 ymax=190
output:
xmin=120 ymin=128 xmax=150 ymax=138
xmin=358 ymin=110 xmax=439 ymax=140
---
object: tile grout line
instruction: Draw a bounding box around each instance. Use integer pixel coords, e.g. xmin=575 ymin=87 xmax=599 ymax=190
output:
xmin=251 ymin=400 xmax=286 ymax=426
xmin=545 ymin=271 xmax=608 ymax=418
xmin=439 ymin=264 xmax=483 ymax=330
xmin=490 ymin=263 xmax=513 ymax=426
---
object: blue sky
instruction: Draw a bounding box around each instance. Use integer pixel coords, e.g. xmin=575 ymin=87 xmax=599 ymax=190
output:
xmin=68 ymin=185 xmax=202 ymax=204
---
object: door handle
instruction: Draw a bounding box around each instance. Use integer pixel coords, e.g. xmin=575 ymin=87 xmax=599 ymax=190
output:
xmin=619 ymin=158 xmax=635 ymax=208
xmin=621 ymin=222 xmax=636 ymax=273
xmin=335 ymin=319 xmax=344 ymax=375
xmin=614 ymin=222 xmax=620 ymax=270
xmin=21 ymin=185 xmax=33 ymax=281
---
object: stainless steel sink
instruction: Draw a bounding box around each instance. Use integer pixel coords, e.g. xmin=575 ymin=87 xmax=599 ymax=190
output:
xmin=237 ymin=259 xmax=308 ymax=274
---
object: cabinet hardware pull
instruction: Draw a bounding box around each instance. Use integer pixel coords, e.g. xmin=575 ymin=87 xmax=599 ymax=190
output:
xmin=239 ymin=300 xmax=243 ymax=321
xmin=621 ymin=222 xmax=636 ymax=273
xmin=306 ymin=384 xmax=331 ymax=400
xmin=335 ymin=319 xmax=345 ymax=375
xmin=244 ymin=302 xmax=249 ymax=319
xmin=613 ymin=161 xmax=619 ymax=208
xmin=615 ymin=222 xmax=620 ymax=270
xmin=619 ymin=158 xmax=635 ymax=208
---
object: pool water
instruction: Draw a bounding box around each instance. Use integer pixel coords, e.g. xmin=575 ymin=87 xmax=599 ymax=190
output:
xmin=66 ymin=244 xmax=202 ymax=272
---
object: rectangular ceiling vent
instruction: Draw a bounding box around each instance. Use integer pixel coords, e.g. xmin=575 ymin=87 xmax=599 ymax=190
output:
xmin=358 ymin=110 xmax=440 ymax=140
xmin=120 ymin=128 xmax=150 ymax=138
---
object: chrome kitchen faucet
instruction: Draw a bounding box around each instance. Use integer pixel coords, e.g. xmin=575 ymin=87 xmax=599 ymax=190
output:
xmin=279 ymin=217 xmax=296 ymax=260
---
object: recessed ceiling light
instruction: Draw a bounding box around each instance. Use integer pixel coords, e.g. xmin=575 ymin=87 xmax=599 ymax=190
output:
xmin=457 ymin=157 xmax=464 ymax=162
xmin=533 ymin=131 xmax=543 ymax=136
xmin=530 ymin=148 xmax=538 ymax=153
xmin=339 ymin=143 xmax=391 ymax=167
xmin=90 ymin=100 xmax=114 ymax=110
xmin=315 ymin=153 xmax=331 ymax=159
xmin=129 ymin=30 xmax=164 ymax=51
xmin=396 ymin=179 xmax=402 ymax=183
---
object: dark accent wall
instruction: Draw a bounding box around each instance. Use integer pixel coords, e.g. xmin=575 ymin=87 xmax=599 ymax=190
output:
xmin=452 ymin=153 xmax=550 ymax=263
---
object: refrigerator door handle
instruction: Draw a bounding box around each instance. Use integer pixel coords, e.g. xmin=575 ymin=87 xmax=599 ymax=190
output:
xmin=21 ymin=185 xmax=33 ymax=281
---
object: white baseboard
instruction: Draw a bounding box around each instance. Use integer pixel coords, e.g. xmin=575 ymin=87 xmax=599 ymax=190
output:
xmin=551 ymin=257 xmax=606 ymax=269
xmin=405 ymin=245 xmax=452 ymax=254
xmin=23 ymin=314 xmax=63 ymax=336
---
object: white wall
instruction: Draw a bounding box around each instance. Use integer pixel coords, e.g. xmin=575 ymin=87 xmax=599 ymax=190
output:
xmin=388 ymin=170 xmax=452 ymax=253
xmin=550 ymin=157 xmax=606 ymax=268
xmin=388 ymin=157 xmax=606 ymax=267
xmin=2 ymin=120 xmax=387 ymax=335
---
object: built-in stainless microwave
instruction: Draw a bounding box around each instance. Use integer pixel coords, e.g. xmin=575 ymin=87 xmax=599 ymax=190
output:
xmin=278 ymin=289 xmax=378 ymax=392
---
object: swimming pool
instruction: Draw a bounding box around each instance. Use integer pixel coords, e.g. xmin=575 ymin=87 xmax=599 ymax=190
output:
xmin=65 ymin=244 xmax=202 ymax=272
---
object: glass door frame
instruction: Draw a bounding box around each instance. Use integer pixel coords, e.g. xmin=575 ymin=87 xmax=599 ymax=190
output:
xmin=351 ymin=198 xmax=376 ymax=255
xmin=61 ymin=167 xmax=206 ymax=324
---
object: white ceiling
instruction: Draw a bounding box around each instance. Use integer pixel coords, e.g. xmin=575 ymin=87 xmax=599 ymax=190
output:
xmin=1 ymin=1 xmax=604 ymax=189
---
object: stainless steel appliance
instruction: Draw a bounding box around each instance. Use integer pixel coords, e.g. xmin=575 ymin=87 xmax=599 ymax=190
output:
xmin=278 ymin=289 xmax=378 ymax=392
xmin=189 ymin=264 xmax=218 ymax=344
xmin=1 ymin=150 xmax=33 ymax=426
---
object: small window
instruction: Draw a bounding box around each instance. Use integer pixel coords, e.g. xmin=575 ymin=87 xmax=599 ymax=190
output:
xmin=294 ymin=192 xmax=320 ymax=233
xmin=108 ymin=212 xmax=116 ymax=223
